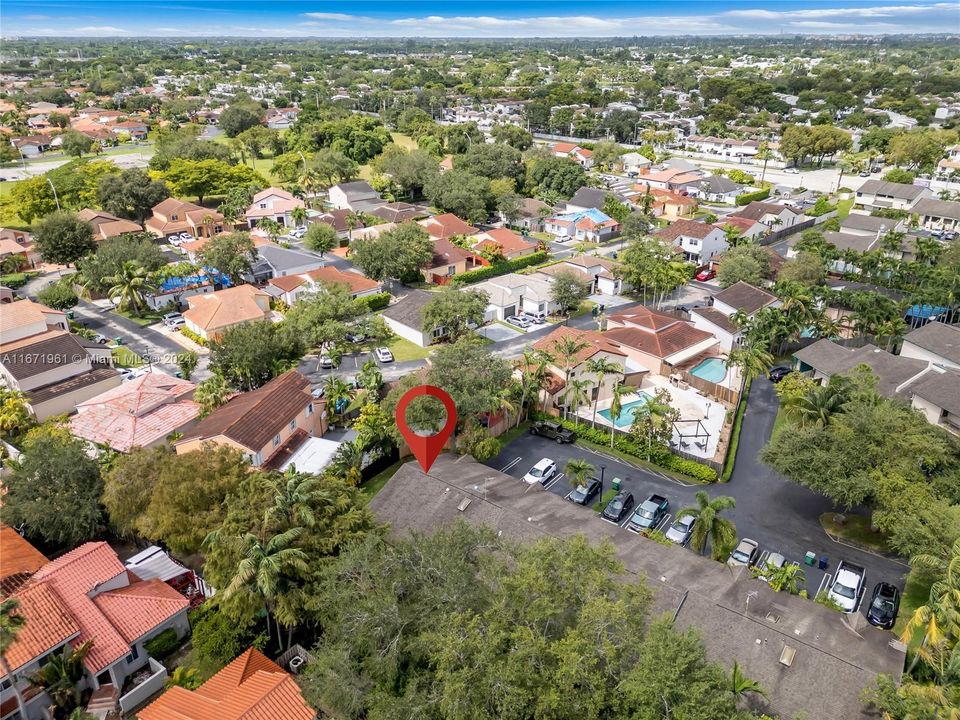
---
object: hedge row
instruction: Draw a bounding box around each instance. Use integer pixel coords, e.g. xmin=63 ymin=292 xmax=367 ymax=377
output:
xmin=178 ymin=326 xmax=207 ymax=347
xmin=734 ymin=188 xmax=771 ymax=206
xmin=354 ymin=292 xmax=391 ymax=313
xmin=532 ymin=412 xmax=718 ymax=483
xmin=144 ymin=628 xmax=180 ymax=661
xmin=452 ymin=251 xmax=550 ymax=285
xmin=720 ymin=378 xmax=751 ymax=483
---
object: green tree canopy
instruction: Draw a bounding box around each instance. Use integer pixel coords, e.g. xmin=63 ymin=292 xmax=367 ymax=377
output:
xmin=421 ymin=286 xmax=489 ymax=342
xmin=348 ymin=222 xmax=433 ymax=282
xmin=33 ymin=211 xmax=97 ymax=266
xmin=97 ymin=168 xmax=170 ymax=223
xmin=197 ymin=232 xmax=258 ymax=283
xmin=209 ymin=321 xmax=305 ymax=391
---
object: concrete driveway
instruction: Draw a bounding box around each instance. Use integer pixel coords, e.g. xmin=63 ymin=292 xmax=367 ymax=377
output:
xmin=477 ymin=323 xmax=523 ymax=342
xmin=484 ymin=380 xmax=909 ymax=611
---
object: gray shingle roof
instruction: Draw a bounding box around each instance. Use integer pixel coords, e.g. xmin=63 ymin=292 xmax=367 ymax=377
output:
xmin=913 ymin=198 xmax=960 ymax=221
xmin=793 ymin=340 xmax=929 ymax=397
xmin=857 ymin=179 xmax=927 ymax=201
xmin=905 ymin=367 xmax=960 ymax=416
xmin=381 ymin=290 xmax=433 ymax=332
xmin=713 ymin=281 xmax=778 ymax=315
xmin=370 ymin=456 xmax=906 ymax=720
xmin=903 ymin=321 xmax=960 ymax=366
xmin=256 ymin=244 xmax=323 ymax=273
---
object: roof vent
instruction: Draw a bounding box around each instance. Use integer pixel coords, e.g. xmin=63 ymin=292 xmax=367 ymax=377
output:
xmin=779 ymin=645 xmax=796 ymax=667
xmin=766 ymin=611 xmax=781 ymax=624
xmin=457 ymin=498 xmax=471 ymax=512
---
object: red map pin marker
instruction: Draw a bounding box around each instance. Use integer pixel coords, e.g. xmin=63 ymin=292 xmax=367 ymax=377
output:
xmin=394 ymin=384 xmax=458 ymax=473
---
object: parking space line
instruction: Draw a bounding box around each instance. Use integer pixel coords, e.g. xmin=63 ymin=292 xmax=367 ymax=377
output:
xmin=500 ymin=457 xmax=522 ymax=473
xmin=757 ymin=550 xmax=770 ymax=567
xmin=655 ymin=513 xmax=672 ymax=532
xmin=817 ymin=573 xmax=833 ymax=596
xmin=542 ymin=473 xmax=564 ymax=491
xmin=619 ymin=514 xmax=633 ymax=529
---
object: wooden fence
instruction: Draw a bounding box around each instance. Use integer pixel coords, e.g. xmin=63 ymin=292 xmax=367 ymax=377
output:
xmin=680 ymin=371 xmax=741 ymax=406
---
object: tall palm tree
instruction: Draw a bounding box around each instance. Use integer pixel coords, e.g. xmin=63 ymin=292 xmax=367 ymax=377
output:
xmin=725 ymin=344 xmax=774 ymax=383
xmin=608 ymin=383 xmax=632 ymax=447
xmin=729 ymin=661 xmax=767 ymax=702
xmin=290 ymin=206 xmax=308 ymax=228
xmin=200 ymin=212 xmax=215 ymax=239
xmin=562 ymin=378 xmax=591 ymax=426
xmin=901 ymin=539 xmax=960 ymax=665
xmin=346 ymin=212 xmax=364 ymax=244
xmin=585 ymin=357 xmax=622 ymax=427
xmin=677 ymin=491 xmax=737 ymax=560
xmin=552 ymin=335 xmax=589 ymax=384
xmin=0 ymin=599 xmax=28 ymax=719
xmin=324 ymin=376 xmax=354 ymax=424
xmin=264 ymin=471 xmax=328 ymax=531
xmin=630 ymin=393 xmax=675 ymax=459
xmin=105 ymin=260 xmax=156 ymax=317
xmin=515 ymin=349 xmax=553 ymax=426
xmin=494 ymin=384 xmax=520 ymax=427
xmin=220 ymin=528 xmax=309 ymax=648
xmin=565 ymin=458 xmax=594 ymax=489
xmin=258 ymin=218 xmax=283 ymax=244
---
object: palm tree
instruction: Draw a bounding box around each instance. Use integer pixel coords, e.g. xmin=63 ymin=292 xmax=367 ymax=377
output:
xmin=562 ymin=378 xmax=591 ymax=426
xmin=785 ymin=381 xmax=849 ymax=427
xmin=330 ymin=439 xmax=365 ymax=475
xmin=357 ymin=359 xmax=383 ymax=395
xmin=194 ymin=374 xmax=232 ymax=417
xmin=494 ymin=384 xmax=520 ymax=427
xmin=105 ymin=260 xmax=156 ymax=317
xmin=901 ymin=539 xmax=960 ymax=669
xmin=725 ymin=344 xmax=774 ymax=383
xmin=729 ymin=661 xmax=767 ymax=702
xmin=629 ymin=392 xmax=675 ymax=459
xmin=552 ymin=335 xmax=589 ymax=384
xmin=264 ymin=471 xmax=327 ymax=531
xmin=752 ymin=561 xmax=806 ymax=594
xmin=291 ymin=206 xmax=308 ymax=228
xmin=0 ymin=599 xmax=28 ymax=719
xmin=565 ymin=458 xmax=594 ymax=489
xmin=324 ymin=376 xmax=354 ymax=424
xmin=258 ymin=218 xmax=283 ymax=244
xmin=29 ymin=640 xmax=93 ymax=713
xmin=585 ymin=357 xmax=622 ymax=427
xmin=0 ymin=253 xmax=26 ymax=275
xmin=220 ymin=528 xmax=309 ymax=648
xmin=346 ymin=212 xmax=364 ymax=244
xmin=0 ymin=389 xmax=32 ymax=439
xmin=608 ymin=383 xmax=632 ymax=447
xmin=516 ymin=349 xmax=553 ymax=426
xmin=677 ymin=491 xmax=737 ymax=560
xmin=200 ymin=212 xmax=215 ymax=239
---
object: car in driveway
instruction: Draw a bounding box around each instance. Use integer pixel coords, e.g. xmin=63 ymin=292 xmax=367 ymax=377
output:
xmin=665 ymin=515 xmax=696 ymax=545
xmin=601 ymin=491 xmax=634 ymax=523
xmin=727 ymin=538 xmax=760 ymax=567
xmin=318 ymin=355 xmax=339 ymax=369
xmin=523 ymin=458 xmax=557 ymax=485
xmin=768 ymin=366 xmax=792 ymax=383
xmin=756 ymin=552 xmax=786 ymax=581
xmin=568 ymin=477 xmax=602 ymax=506
xmin=522 ymin=311 xmax=547 ymax=324
xmin=374 ymin=347 xmax=394 ymax=363
xmin=866 ymin=582 xmax=900 ymax=629
xmin=92 ymin=333 xmax=111 ymax=345
xmin=506 ymin=315 xmax=532 ymax=329
xmin=694 ymin=268 xmax=716 ymax=282
xmin=290 ymin=226 xmax=308 ymax=239
xmin=828 ymin=561 xmax=865 ymax=613
xmin=626 ymin=493 xmax=669 ymax=533
xmin=530 ymin=420 xmax=575 ymax=444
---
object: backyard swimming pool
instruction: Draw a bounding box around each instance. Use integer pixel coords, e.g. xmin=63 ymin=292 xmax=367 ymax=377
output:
xmin=689 ymin=357 xmax=727 ymax=383
xmin=597 ymin=392 xmax=655 ymax=428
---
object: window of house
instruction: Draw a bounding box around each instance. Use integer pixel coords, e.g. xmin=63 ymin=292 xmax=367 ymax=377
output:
xmin=171 ymin=214 xmax=178 ymax=221
xmin=273 ymin=434 xmax=281 ymax=447
xmin=432 ymin=326 xmax=447 ymax=339
xmin=260 ymin=203 xmax=267 ymax=208
xmin=447 ymin=266 xmax=455 ymax=276
xmin=125 ymin=645 xmax=139 ymax=664
xmin=289 ymin=419 xmax=297 ymax=431
xmin=307 ymin=403 xmax=314 ymax=415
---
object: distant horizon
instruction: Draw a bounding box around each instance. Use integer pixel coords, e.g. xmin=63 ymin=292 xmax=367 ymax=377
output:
xmin=2 ymin=1 xmax=958 ymax=39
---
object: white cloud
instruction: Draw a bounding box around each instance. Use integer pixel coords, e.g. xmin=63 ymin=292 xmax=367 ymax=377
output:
xmin=301 ymin=12 xmax=361 ymax=21
xmin=74 ymin=25 xmax=131 ymax=34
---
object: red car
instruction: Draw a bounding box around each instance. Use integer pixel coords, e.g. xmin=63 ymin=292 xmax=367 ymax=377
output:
xmin=695 ymin=268 xmax=716 ymax=281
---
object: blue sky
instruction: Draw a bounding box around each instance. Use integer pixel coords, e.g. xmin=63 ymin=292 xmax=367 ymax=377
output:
xmin=2 ymin=1 xmax=958 ymax=37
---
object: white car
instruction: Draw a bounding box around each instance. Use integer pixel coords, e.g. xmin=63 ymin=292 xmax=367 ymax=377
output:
xmin=522 ymin=311 xmax=546 ymax=324
xmin=664 ymin=515 xmax=696 ymax=545
xmin=374 ymin=347 xmax=394 ymax=363
xmin=290 ymin=226 xmax=308 ymax=239
xmin=827 ymin=561 xmax=865 ymax=613
xmin=179 ymin=232 xmax=195 ymax=241
xmin=168 ymin=236 xmax=183 ymax=246
xmin=162 ymin=312 xmax=183 ymax=325
xmin=523 ymin=458 xmax=557 ymax=485
xmin=784 ymin=167 xmax=800 ymax=175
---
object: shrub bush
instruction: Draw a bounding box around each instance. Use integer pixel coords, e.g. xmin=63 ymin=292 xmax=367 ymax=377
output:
xmin=189 ymin=605 xmax=267 ymax=673
xmin=178 ymin=326 xmax=207 ymax=347
xmin=144 ymin=628 xmax=180 ymax=661
xmin=735 ymin=188 xmax=771 ymax=206
xmin=452 ymin=251 xmax=549 ymax=285
xmin=354 ymin=292 xmax=391 ymax=313
xmin=36 ymin=281 xmax=79 ymax=310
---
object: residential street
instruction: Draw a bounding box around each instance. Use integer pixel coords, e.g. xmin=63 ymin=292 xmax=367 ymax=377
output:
xmin=483 ymin=376 xmax=909 ymax=608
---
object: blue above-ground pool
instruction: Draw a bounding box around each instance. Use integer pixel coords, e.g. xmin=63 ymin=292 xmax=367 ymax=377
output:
xmin=598 ymin=392 xmax=654 ymax=428
xmin=689 ymin=357 xmax=727 ymax=383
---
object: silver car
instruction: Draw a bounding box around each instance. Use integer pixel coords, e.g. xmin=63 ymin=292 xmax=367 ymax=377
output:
xmin=727 ymin=538 xmax=760 ymax=568
xmin=664 ymin=515 xmax=696 ymax=545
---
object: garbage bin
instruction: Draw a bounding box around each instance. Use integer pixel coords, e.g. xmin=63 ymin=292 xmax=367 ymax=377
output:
xmin=113 ymin=336 xmax=123 ymax=345
xmin=65 ymin=310 xmax=74 ymax=320
xmin=804 ymin=551 xmax=816 ymax=567
xmin=818 ymin=555 xmax=829 ymax=571
xmin=612 ymin=477 xmax=622 ymax=492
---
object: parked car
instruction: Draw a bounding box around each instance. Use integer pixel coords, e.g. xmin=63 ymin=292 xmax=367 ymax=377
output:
xmin=522 ymin=311 xmax=547 ymax=324
xmin=530 ymin=420 xmax=575 ymax=444
xmin=162 ymin=312 xmax=183 ymax=326
xmin=507 ymin=315 xmax=532 ymax=329
xmin=866 ymin=582 xmax=900 ymax=629
xmin=828 ymin=561 xmax=866 ymax=613
xmin=319 ymin=355 xmax=338 ymax=369
xmin=756 ymin=552 xmax=786 ymax=581
xmin=695 ymin=268 xmax=716 ymax=282
xmin=92 ymin=334 xmax=110 ymax=345
xmin=178 ymin=232 xmax=194 ymax=241
xmin=859 ymin=171 xmax=871 ymax=177
xmin=167 ymin=317 xmax=186 ymax=329
xmin=665 ymin=515 xmax=696 ymax=545
xmin=374 ymin=347 xmax=394 ymax=363
xmin=601 ymin=491 xmax=634 ymax=523
xmin=311 ymin=387 xmax=325 ymax=399
xmin=168 ymin=236 xmax=184 ymax=246
xmin=523 ymin=458 xmax=557 ymax=485
xmin=768 ymin=366 xmax=792 ymax=383
xmin=727 ymin=538 xmax=760 ymax=567
xmin=568 ymin=477 xmax=602 ymax=506
xmin=344 ymin=332 xmax=366 ymax=343
xmin=626 ymin=494 xmax=669 ymax=533
xmin=784 ymin=167 xmax=800 ymax=175
xmin=290 ymin=226 xmax=308 ymax=239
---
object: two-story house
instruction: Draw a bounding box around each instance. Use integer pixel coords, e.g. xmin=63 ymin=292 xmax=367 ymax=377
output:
xmin=472 ymin=273 xmax=559 ymax=322
xmin=690 ymin=281 xmax=780 ymax=351
xmin=77 ymin=209 xmax=143 ymax=242
xmin=544 ymin=208 xmax=620 ymax=243
xmin=605 ymin=306 xmax=720 ymax=376
xmin=912 ymin=198 xmax=960 ymax=233
xmin=244 ymin=187 xmax=305 ymax=229
xmin=0 ymin=228 xmax=39 ymax=270
xmin=0 ymin=300 xmax=121 ymax=420
xmin=145 ymin=199 xmax=231 ymax=242
xmin=656 ymin=219 xmax=728 ymax=265
xmin=421 ymin=238 xmax=479 ymax=284
xmin=729 ymin=201 xmax=804 ymax=230
xmin=327 ymin=181 xmax=384 ymax=212
xmin=248 ymin=244 xmax=325 ymax=283
xmin=899 ymin=321 xmax=960 ymax=370
xmin=853 ymin=180 xmax=933 ymax=214
xmin=0 ymin=531 xmax=190 ymax=720
xmin=174 ymin=370 xmax=326 ymax=467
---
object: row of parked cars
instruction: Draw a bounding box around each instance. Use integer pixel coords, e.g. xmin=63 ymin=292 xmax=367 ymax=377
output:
xmin=506 ymin=311 xmax=547 ymax=329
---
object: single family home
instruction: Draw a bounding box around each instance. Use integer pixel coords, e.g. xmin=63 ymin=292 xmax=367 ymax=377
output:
xmin=854 ymin=180 xmax=933 ymax=214
xmin=77 ymin=208 xmax=143 ymax=241
xmin=266 ymin=266 xmax=382 ymax=305
xmin=544 ymin=208 xmax=620 ymax=243
xmin=328 ymin=181 xmax=384 ymax=212
xmin=656 ymin=219 xmax=728 ymax=265
xmin=381 ymin=289 xmax=446 ymax=347
xmin=182 ymin=284 xmax=272 ymax=342
xmin=470 ymin=227 xmax=538 ymax=260
xmin=244 ymin=187 xmax=305 ymax=229
xmin=690 ymin=281 xmax=780 ymax=351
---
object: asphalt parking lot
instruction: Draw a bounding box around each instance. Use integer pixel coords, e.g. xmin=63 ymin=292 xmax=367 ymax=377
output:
xmin=484 ymin=378 xmax=909 ymax=619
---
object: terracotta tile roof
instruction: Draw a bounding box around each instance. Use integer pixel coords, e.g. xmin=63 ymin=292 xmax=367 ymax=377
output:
xmin=608 ymin=306 xmax=681 ymax=331
xmin=551 ymin=142 xmax=577 ymax=154
xmin=139 ymin=648 xmax=315 ymax=720
xmin=1 ymin=298 xmax=65 ymax=332
xmin=0 ymin=583 xmax=79 ymax=673
xmin=427 ymin=237 xmax=473 ymax=269
xmin=0 ymin=525 xmax=48 ymax=591
xmin=267 ymin=274 xmax=308 ymax=293
xmin=605 ymin=324 xmax=716 ymax=360
xmin=306 ymin=266 xmax=382 ymax=296
xmin=419 ymin=213 xmax=478 ymax=239
xmin=533 ymin=326 xmax=626 ymax=367
xmin=655 ymin=219 xmax=718 ymax=241
xmin=470 ymin=228 xmax=536 ymax=256
xmin=178 ymin=370 xmax=312 ymax=453
xmin=69 ymin=373 xmax=200 ymax=452
xmin=183 ymin=285 xmax=270 ymax=332
xmin=92 ymin=578 xmax=189 ymax=644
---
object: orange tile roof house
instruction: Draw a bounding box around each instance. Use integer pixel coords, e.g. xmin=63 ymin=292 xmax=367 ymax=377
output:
xmin=182 ymin=284 xmax=272 ymax=341
xmin=144 ymin=198 xmax=232 ymax=241
xmin=0 ymin=228 xmax=39 ymax=269
xmin=605 ymin=306 xmax=720 ymax=373
xmin=0 ymin=535 xmax=190 ymax=720
xmin=69 ymin=373 xmax=201 ymax=453
xmin=244 ymin=187 xmax=305 ymax=229
xmin=265 ymin=266 xmax=383 ymax=306
xmin=77 ymin=208 xmax=143 ymax=241
xmin=138 ymin=648 xmax=315 ymax=720
xmin=469 ymin=228 xmax=538 ymax=260
xmin=174 ymin=370 xmax=325 ymax=469
xmin=422 ymin=237 xmax=479 ymax=284
xmin=418 ymin=213 xmax=479 ymax=239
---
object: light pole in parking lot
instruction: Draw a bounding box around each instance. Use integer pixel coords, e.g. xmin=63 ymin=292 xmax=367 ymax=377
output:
xmin=599 ymin=464 xmax=605 ymax=498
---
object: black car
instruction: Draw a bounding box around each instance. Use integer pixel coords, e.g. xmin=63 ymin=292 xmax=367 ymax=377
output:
xmin=768 ymin=366 xmax=792 ymax=383
xmin=866 ymin=582 xmax=900 ymax=629
xmin=530 ymin=420 xmax=575 ymax=444
xmin=568 ymin=477 xmax=602 ymax=506
xmin=601 ymin=491 xmax=634 ymax=523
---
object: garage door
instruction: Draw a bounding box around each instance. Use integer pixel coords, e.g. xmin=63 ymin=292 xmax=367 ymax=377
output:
xmin=504 ymin=304 xmax=516 ymax=317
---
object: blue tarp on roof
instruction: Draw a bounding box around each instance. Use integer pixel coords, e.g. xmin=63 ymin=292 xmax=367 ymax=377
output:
xmin=157 ymin=269 xmax=231 ymax=294
xmin=905 ymin=304 xmax=947 ymax=320
xmin=550 ymin=207 xmax=613 ymax=223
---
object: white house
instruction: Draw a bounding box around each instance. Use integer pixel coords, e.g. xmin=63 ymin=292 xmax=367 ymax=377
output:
xmin=472 ymin=273 xmax=559 ymax=322
xmin=655 ymin=219 xmax=728 ymax=265
xmin=730 ymin=201 xmax=804 ymax=230
xmin=913 ymin=198 xmax=960 ymax=232
xmin=381 ymin=290 xmax=445 ymax=348
xmin=899 ymin=321 xmax=960 ymax=370
xmin=244 ymin=188 xmax=305 ymax=228
xmin=854 ymin=180 xmax=933 ymax=214
xmin=620 ymin=152 xmax=652 ymax=174
xmin=327 ymin=181 xmax=385 ymax=212
xmin=691 ymin=281 xmax=780 ymax=351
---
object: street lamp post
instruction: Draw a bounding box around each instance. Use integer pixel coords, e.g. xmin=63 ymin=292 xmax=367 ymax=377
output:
xmin=599 ymin=464 xmax=605 ymax=498
xmin=46 ymin=177 xmax=61 ymax=211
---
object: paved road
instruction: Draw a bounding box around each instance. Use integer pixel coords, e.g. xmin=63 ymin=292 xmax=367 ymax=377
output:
xmin=484 ymin=376 xmax=909 ymax=610
xmin=1 ymin=146 xmax=154 ymax=179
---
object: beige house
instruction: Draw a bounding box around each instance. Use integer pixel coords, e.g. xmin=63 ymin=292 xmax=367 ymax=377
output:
xmin=0 ymin=300 xmax=120 ymax=420
xmin=77 ymin=208 xmax=143 ymax=241
xmin=182 ymin=284 xmax=271 ymax=341
xmin=174 ymin=370 xmax=326 ymax=467
xmin=145 ymin=199 xmax=233 ymax=241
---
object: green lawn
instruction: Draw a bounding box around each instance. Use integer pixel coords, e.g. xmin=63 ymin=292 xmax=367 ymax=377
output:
xmin=819 ymin=512 xmax=892 ymax=554
xmin=386 ymin=335 xmax=431 ymax=362
xmin=894 ymin=567 xmax=934 ymax=644
xmin=0 ymin=180 xmax=27 ymax=229
xmin=568 ymin=300 xmax=597 ymax=319
xmin=360 ymin=460 xmax=403 ymax=499
xmin=113 ymin=308 xmax=163 ymax=327
xmin=496 ymin=420 xmax=531 ymax=446
xmin=836 ymin=197 xmax=854 ymax=219
xmin=390 ymin=132 xmax=418 ymax=151
xmin=112 ymin=346 xmax=145 ymax=368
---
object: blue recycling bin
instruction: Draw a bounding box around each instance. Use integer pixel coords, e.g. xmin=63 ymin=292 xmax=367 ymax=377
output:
xmin=818 ymin=555 xmax=829 ymax=571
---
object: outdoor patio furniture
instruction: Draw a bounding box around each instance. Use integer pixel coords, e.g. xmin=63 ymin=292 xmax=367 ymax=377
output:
xmin=695 ymin=439 xmax=707 ymax=450
xmin=680 ymin=440 xmax=691 ymax=449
